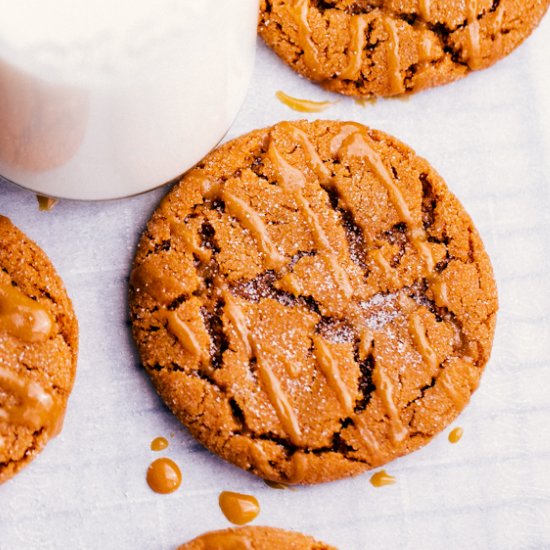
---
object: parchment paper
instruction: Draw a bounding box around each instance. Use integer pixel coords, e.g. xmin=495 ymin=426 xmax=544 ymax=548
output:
xmin=1 ymin=16 xmax=550 ymax=550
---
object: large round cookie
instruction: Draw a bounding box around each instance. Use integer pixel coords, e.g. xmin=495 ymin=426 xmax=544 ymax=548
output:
xmin=130 ymin=120 xmax=497 ymax=484
xmin=0 ymin=216 xmax=78 ymax=484
xmin=178 ymin=526 xmax=336 ymax=549
xmin=259 ymin=0 xmax=550 ymax=97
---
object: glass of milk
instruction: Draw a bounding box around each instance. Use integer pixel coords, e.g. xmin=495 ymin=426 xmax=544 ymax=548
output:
xmin=0 ymin=0 xmax=259 ymax=200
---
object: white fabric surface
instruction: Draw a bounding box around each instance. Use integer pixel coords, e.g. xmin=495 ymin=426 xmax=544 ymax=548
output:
xmin=1 ymin=16 xmax=550 ymax=550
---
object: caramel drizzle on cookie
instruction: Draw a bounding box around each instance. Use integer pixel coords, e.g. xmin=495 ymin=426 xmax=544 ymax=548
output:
xmin=0 ymin=367 xmax=61 ymax=435
xmin=369 ymin=248 xmax=401 ymax=288
xmin=373 ymin=367 xmax=408 ymax=443
xmin=269 ymin=128 xmax=418 ymax=456
xmin=313 ymin=333 xmax=402 ymax=450
xmin=289 ymin=450 xmax=308 ymax=483
xmin=331 ymin=124 xmax=464 ymax=421
xmin=465 ymin=0 xmax=482 ymax=69
xmin=340 ymin=15 xmax=368 ymax=81
xmin=0 ymin=282 xmax=53 ymax=342
xmin=255 ymin=352 xmax=303 ymax=445
xmin=333 ymin=128 xmax=469 ymax=413
xmin=268 ymin=140 xmax=353 ymax=299
xmin=288 ymin=0 xmax=324 ymax=78
xmin=415 ymin=5 xmax=435 ymax=69
xmin=207 ymin=183 xmax=286 ymax=270
xmin=161 ymin=310 xmax=204 ymax=359
xmin=130 ymin=263 xmax=188 ymax=306
xmin=223 ymin=291 xmax=303 ymax=445
xmin=382 ymin=19 xmax=405 ymax=95
xmin=408 ymin=313 xmax=438 ymax=371
xmin=418 ymin=0 xmax=431 ymax=20
xmin=357 ymin=329 xmax=408 ymax=444
xmin=170 ymin=220 xmax=211 ymax=263
xmin=200 ymin=532 xmax=253 ymax=550
xmin=337 ymin=129 xmax=436 ymax=273
xmin=273 ymin=125 xmax=443 ymax=444
xmin=222 ymin=290 xmax=252 ymax=358
xmin=439 ymin=367 xmax=468 ymax=409
xmin=153 ymin=123 xmax=466 ymax=465
xmin=173 ymin=127 xmax=386 ymax=457
xmin=154 ymin=201 xmax=304 ymax=444
xmin=431 ymin=279 xmax=450 ymax=308
xmin=492 ymin=6 xmax=506 ymax=52
xmin=312 ymin=335 xmax=354 ymax=413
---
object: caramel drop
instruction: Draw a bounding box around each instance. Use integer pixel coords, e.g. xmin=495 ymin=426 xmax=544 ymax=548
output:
xmin=146 ymin=458 xmax=182 ymax=494
xmin=0 ymin=282 xmax=53 ymax=342
xmin=0 ymin=366 xmax=61 ymax=434
xmin=448 ymin=427 xmax=464 ymax=444
xmin=219 ymin=491 xmax=260 ymax=525
xmin=370 ymin=470 xmax=396 ymax=487
xmin=150 ymin=436 xmax=169 ymax=451
xmin=37 ymin=195 xmax=58 ymax=211
xmin=275 ymin=90 xmax=335 ymax=113
xmin=465 ymin=0 xmax=482 ymax=69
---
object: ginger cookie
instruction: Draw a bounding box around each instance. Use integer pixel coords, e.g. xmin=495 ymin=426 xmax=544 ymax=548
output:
xmin=129 ymin=120 xmax=497 ymax=484
xmin=177 ymin=526 xmax=336 ymax=549
xmin=0 ymin=216 xmax=78 ymax=484
xmin=258 ymin=0 xmax=550 ymax=97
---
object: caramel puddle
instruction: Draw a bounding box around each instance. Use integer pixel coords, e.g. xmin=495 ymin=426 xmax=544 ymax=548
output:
xmin=370 ymin=470 xmax=396 ymax=487
xmin=146 ymin=457 xmax=182 ymax=494
xmin=219 ymin=491 xmax=260 ymax=525
xmin=150 ymin=436 xmax=169 ymax=451
xmin=276 ymin=90 xmax=335 ymax=113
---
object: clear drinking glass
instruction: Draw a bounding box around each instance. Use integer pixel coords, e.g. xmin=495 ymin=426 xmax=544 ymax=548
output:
xmin=0 ymin=0 xmax=259 ymax=200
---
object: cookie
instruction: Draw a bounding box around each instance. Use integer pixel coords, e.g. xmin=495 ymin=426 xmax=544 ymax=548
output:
xmin=177 ymin=526 xmax=336 ymax=549
xmin=258 ymin=0 xmax=550 ymax=97
xmin=129 ymin=120 xmax=497 ymax=484
xmin=0 ymin=216 xmax=78 ymax=484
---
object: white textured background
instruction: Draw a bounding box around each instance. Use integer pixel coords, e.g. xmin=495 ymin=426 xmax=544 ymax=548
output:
xmin=1 ymin=14 xmax=550 ymax=550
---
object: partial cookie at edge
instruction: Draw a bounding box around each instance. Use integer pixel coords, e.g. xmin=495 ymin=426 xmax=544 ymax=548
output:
xmin=177 ymin=526 xmax=337 ymax=549
xmin=258 ymin=0 xmax=550 ymax=96
xmin=0 ymin=215 xmax=78 ymax=484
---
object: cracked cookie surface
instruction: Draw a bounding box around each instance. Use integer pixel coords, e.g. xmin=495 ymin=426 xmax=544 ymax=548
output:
xmin=259 ymin=0 xmax=550 ymax=96
xmin=178 ymin=526 xmax=336 ymax=549
xmin=0 ymin=216 xmax=78 ymax=484
xmin=130 ymin=120 xmax=497 ymax=484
